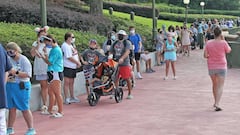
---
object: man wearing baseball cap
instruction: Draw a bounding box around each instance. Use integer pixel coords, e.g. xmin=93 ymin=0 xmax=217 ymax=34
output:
xmin=109 ymin=30 xmax=133 ymax=99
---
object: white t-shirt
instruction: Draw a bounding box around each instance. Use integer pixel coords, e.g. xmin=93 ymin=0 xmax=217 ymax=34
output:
xmin=32 ymin=41 xmax=51 ymax=75
xmin=61 ymin=42 xmax=79 ymax=69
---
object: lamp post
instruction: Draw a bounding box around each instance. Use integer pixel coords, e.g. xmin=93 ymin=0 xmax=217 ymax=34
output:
xmin=183 ymin=0 xmax=190 ymax=24
xmin=200 ymin=2 xmax=205 ymax=16
xmin=40 ymin=0 xmax=47 ymax=27
xmin=152 ymin=0 xmax=157 ymax=48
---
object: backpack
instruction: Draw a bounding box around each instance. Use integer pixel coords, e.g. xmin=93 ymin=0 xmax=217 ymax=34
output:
xmin=112 ymin=39 xmax=133 ymax=60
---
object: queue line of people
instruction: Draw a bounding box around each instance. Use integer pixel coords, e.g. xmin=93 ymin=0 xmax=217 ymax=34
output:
xmin=0 ymin=22 xmax=232 ymax=135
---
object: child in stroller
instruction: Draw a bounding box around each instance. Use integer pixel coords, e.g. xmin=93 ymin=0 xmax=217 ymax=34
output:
xmin=81 ymin=39 xmax=123 ymax=106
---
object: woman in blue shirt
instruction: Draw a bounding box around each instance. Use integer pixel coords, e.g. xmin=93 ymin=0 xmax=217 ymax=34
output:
xmin=41 ymin=34 xmax=64 ymax=118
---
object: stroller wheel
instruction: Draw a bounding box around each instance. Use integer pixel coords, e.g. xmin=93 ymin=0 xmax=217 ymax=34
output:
xmin=88 ymin=92 xmax=99 ymax=106
xmin=115 ymin=88 xmax=123 ymax=103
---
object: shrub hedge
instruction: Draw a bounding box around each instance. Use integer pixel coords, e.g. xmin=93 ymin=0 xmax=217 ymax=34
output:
xmin=0 ymin=0 xmax=112 ymax=35
xmin=159 ymin=12 xmax=238 ymax=23
xmin=189 ymin=9 xmax=240 ymax=17
xmin=0 ymin=22 xmax=106 ymax=61
xmin=104 ymin=1 xmax=240 ymax=20
xmin=103 ymin=1 xmax=159 ymax=18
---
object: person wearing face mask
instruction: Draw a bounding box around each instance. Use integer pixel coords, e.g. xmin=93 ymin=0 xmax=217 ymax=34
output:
xmin=163 ymin=33 xmax=178 ymax=80
xmin=30 ymin=26 xmax=55 ymax=115
xmin=109 ymin=30 xmax=133 ymax=99
xmin=41 ymin=34 xmax=64 ymax=118
xmin=0 ymin=44 xmax=12 ymax=135
xmin=102 ymin=31 xmax=116 ymax=55
xmin=181 ymin=25 xmax=191 ymax=56
xmin=80 ymin=39 xmax=104 ymax=96
xmin=168 ymin=25 xmax=177 ymax=40
xmin=5 ymin=42 xmax=36 ymax=135
xmin=128 ymin=26 xmax=143 ymax=79
xmin=61 ymin=32 xmax=81 ymax=104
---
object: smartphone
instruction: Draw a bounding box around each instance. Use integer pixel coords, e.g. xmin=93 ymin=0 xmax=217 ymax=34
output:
xmin=19 ymin=82 xmax=25 ymax=90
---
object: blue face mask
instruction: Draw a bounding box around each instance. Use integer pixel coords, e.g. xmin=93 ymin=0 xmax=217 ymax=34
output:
xmin=46 ymin=44 xmax=52 ymax=48
xmin=111 ymin=35 xmax=116 ymax=41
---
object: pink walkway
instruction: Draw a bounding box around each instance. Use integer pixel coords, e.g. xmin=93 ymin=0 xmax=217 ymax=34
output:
xmin=13 ymin=49 xmax=240 ymax=135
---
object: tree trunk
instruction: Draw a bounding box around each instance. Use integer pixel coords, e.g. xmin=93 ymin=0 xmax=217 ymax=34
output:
xmin=90 ymin=0 xmax=103 ymax=16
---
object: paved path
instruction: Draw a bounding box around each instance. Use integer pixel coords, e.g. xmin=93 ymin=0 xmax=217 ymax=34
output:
xmin=14 ymin=49 xmax=240 ymax=135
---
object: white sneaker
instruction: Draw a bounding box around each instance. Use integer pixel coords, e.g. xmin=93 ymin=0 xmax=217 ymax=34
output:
xmin=52 ymin=105 xmax=58 ymax=112
xmin=163 ymin=76 xmax=168 ymax=80
xmin=136 ymin=73 xmax=143 ymax=79
xmin=50 ymin=112 xmax=64 ymax=118
xmin=173 ymin=76 xmax=177 ymax=80
xmin=126 ymin=94 xmax=133 ymax=99
xmin=109 ymin=95 xmax=114 ymax=99
xmin=70 ymin=97 xmax=80 ymax=103
xmin=64 ymin=98 xmax=71 ymax=104
xmin=40 ymin=105 xmax=48 ymax=114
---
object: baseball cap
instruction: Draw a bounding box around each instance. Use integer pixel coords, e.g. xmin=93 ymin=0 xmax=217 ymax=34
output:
xmin=117 ymin=30 xmax=127 ymax=36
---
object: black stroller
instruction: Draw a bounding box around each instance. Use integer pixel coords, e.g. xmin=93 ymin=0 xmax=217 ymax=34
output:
xmin=83 ymin=56 xmax=123 ymax=106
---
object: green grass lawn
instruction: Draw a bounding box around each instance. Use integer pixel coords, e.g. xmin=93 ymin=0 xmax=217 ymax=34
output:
xmin=103 ymin=9 xmax=184 ymax=29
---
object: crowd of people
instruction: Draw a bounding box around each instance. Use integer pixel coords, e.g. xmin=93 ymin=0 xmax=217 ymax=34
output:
xmin=0 ymin=18 xmax=232 ymax=134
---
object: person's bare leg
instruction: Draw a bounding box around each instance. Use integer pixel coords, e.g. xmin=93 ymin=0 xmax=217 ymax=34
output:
xmin=22 ymin=110 xmax=34 ymax=128
xmin=63 ymin=77 xmax=70 ymax=100
xmin=52 ymin=80 xmax=63 ymax=114
xmin=215 ymin=75 xmax=225 ymax=107
xmin=165 ymin=61 xmax=170 ymax=77
xmin=149 ymin=59 xmax=152 ymax=69
xmin=7 ymin=108 xmax=17 ymax=128
xmin=48 ymin=83 xmax=55 ymax=113
xmin=171 ymin=61 xmax=176 ymax=77
xmin=210 ymin=75 xmax=218 ymax=106
xmin=40 ymin=80 xmax=48 ymax=106
xmin=69 ymin=78 xmax=75 ymax=98
xmin=126 ymin=78 xmax=132 ymax=95
xmin=145 ymin=61 xmax=149 ymax=71
xmin=136 ymin=60 xmax=140 ymax=73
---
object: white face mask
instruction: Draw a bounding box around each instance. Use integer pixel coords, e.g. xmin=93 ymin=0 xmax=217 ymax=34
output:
xmin=71 ymin=38 xmax=75 ymax=43
xmin=130 ymin=30 xmax=135 ymax=34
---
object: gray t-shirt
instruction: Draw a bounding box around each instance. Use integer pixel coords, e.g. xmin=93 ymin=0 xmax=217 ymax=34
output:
xmin=9 ymin=54 xmax=32 ymax=82
xmin=81 ymin=49 xmax=103 ymax=65
xmin=110 ymin=40 xmax=130 ymax=66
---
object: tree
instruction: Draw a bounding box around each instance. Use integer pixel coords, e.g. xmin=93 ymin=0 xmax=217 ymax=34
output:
xmin=90 ymin=0 xmax=103 ymax=16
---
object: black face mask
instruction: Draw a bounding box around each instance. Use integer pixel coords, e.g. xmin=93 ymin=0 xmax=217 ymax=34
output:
xmin=7 ymin=50 xmax=16 ymax=58
xmin=118 ymin=34 xmax=124 ymax=40
xmin=89 ymin=47 xmax=95 ymax=50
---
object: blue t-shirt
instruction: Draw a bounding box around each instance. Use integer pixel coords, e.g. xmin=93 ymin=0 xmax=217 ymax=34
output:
xmin=0 ymin=44 xmax=12 ymax=108
xmin=128 ymin=34 xmax=142 ymax=53
xmin=48 ymin=45 xmax=63 ymax=72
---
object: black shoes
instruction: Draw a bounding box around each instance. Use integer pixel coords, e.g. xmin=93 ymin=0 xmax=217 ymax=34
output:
xmin=213 ymin=105 xmax=222 ymax=112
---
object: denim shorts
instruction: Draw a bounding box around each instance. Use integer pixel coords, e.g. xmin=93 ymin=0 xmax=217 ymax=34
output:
xmin=208 ymin=69 xmax=226 ymax=77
